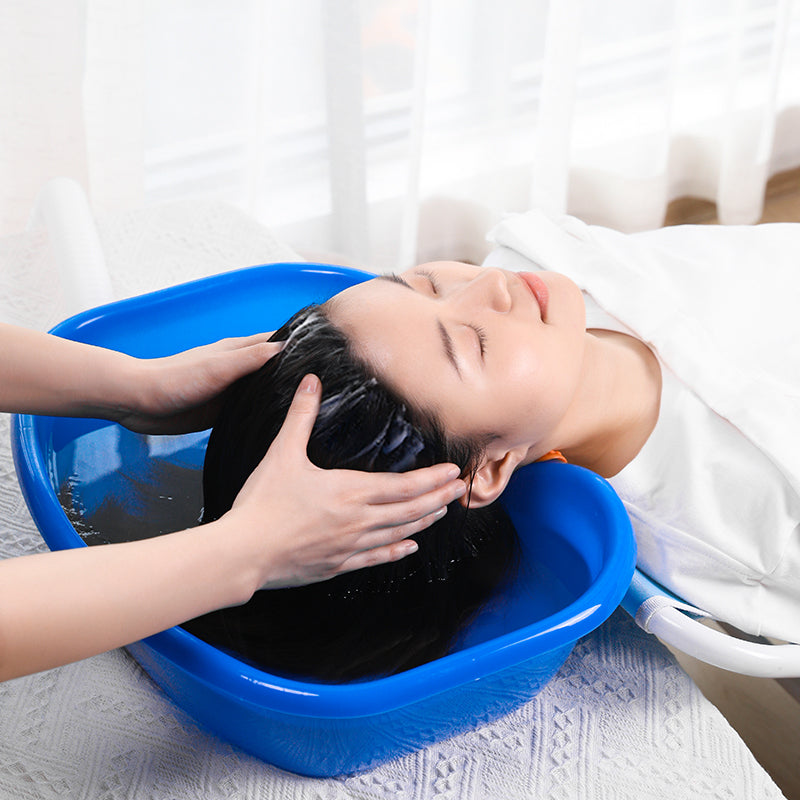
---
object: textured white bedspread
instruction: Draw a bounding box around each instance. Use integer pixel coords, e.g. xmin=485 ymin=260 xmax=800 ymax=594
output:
xmin=0 ymin=201 xmax=784 ymax=799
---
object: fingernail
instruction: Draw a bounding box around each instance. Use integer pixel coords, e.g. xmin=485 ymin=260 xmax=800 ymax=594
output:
xmin=453 ymin=480 xmax=467 ymax=498
xmin=446 ymin=464 xmax=461 ymax=479
xmin=433 ymin=506 xmax=448 ymax=519
xmin=299 ymin=374 xmax=319 ymax=393
xmin=402 ymin=541 xmax=419 ymax=555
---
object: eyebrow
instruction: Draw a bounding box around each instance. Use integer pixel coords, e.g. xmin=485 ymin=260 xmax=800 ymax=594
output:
xmin=375 ymin=272 xmax=412 ymax=290
xmin=375 ymin=273 xmax=463 ymax=378
xmin=436 ymin=321 xmax=462 ymax=378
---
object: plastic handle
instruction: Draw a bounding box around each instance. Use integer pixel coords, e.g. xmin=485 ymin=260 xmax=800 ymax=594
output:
xmin=623 ymin=570 xmax=800 ymax=677
xmin=642 ymin=604 xmax=800 ymax=678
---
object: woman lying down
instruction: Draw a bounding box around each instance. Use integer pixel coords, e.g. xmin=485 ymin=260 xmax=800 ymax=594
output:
xmin=188 ymin=211 xmax=800 ymax=681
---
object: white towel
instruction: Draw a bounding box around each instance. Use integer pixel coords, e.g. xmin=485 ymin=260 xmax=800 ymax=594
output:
xmin=491 ymin=210 xmax=800 ymax=642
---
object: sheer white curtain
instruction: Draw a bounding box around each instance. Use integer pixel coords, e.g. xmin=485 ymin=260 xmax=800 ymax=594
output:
xmin=3 ymin=0 xmax=800 ymax=271
xmin=0 ymin=0 xmax=145 ymax=235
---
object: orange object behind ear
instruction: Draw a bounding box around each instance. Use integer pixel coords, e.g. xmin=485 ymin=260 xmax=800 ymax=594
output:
xmin=536 ymin=450 xmax=567 ymax=463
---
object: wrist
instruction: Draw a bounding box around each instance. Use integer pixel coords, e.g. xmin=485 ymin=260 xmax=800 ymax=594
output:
xmin=51 ymin=344 xmax=143 ymax=421
xmin=93 ymin=352 xmax=149 ymax=422
xmin=199 ymin=513 xmax=272 ymax=603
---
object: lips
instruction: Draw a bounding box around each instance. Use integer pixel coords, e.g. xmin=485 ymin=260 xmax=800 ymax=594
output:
xmin=518 ymin=272 xmax=549 ymax=320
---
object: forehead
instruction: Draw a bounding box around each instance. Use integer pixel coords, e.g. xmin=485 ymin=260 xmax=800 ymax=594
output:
xmin=327 ymin=278 xmax=412 ymax=362
xmin=327 ymin=279 xmax=396 ymax=362
xmin=326 ymin=278 xmax=448 ymax=413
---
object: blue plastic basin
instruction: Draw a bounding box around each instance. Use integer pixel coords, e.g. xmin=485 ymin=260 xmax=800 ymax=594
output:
xmin=11 ymin=263 xmax=635 ymax=776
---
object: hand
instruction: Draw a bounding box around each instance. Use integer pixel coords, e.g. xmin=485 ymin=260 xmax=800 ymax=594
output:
xmin=221 ymin=374 xmax=468 ymax=590
xmin=115 ymin=334 xmax=282 ymax=434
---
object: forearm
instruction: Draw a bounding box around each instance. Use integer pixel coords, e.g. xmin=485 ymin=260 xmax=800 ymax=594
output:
xmin=0 ymin=323 xmax=137 ymax=419
xmin=0 ymin=369 xmax=466 ymax=682
xmin=0 ymin=520 xmax=262 ymax=681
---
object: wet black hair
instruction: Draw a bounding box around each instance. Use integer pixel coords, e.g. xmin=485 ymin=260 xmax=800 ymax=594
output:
xmin=183 ymin=303 xmax=519 ymax=682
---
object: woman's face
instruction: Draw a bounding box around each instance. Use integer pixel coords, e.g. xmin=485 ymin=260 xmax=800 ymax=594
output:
xmin=326 ymin=261 xmax=587 ymax=460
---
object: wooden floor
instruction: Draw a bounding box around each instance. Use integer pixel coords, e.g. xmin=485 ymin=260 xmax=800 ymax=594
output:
xmin=665 ymin=166 xmax=800 ymax=226
xmin=662 ymin=166 xmax=800 ymax=799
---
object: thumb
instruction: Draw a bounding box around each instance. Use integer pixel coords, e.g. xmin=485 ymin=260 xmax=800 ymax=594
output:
xmin=273 ymin=374 xmax=322 ymax=456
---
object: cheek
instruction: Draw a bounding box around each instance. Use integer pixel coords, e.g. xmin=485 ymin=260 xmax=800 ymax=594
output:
xmin=543 ymin=335 xmax=584 ymax=408
xmin=550 ymin=272 xmax=587 ymax=319
xmin=497 ymin=358 xmax=555 ymax=433
xmin=503 ymin=333 xmax=580 ymax=428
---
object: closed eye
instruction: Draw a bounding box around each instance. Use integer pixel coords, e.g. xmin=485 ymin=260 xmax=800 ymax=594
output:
xmin=415 ymin=268 xmax=440 ymax=294
xmin=414 ymin=269 xmax=486 ymax=360
xmin=471 ymin=324 xmax=487 ymax=358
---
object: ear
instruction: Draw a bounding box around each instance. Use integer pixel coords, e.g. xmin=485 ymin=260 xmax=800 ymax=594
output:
xmin=459 ymin=445 xmax=529 ymax=509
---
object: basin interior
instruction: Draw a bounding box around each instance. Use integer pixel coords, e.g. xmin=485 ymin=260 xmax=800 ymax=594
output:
xmin=51 ymin=418 xmax=594 ymax=664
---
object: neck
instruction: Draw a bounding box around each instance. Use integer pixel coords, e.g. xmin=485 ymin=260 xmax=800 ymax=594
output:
xmin=539 ymin=330 xmax=662 ymax=478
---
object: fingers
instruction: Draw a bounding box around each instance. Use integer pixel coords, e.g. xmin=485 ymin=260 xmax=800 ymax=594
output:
xmin=333 ymin=538 xmax=421 ymax=575
xmin=353 ymin=471 xmax=465 ymax=534
xmin=213 ymin=332 xmax=279 ymax=350
xmin=332 ymin=497 xmax=455 ymax=573
xmin=336 ymin=475 xmax=464 ymax=563
xmin=197 ymin=341 xmax=283 ymax=395
xmin=353 ymin=501 xmax=451 ymax=551
xmin=198 ymin=333 xmax=283 ymax=370
xmin=271 ymin=374 xmax=322 ymax=455
xmin=370 ymin=476 xmax=465 ymax=524
xmin=242 ymin=340 xmax=284 ymax=363
xmin=225 ymin=340 xmax=283 ymax=367
xmin=363 ymin=463 xmax=463 ymax=505
xmin=382 ymin=504 xmax=450 ymax=539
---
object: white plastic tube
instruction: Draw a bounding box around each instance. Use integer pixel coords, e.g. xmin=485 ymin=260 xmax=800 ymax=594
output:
xmin=623 ymin=570 xmax=800 ymax=677
xmin=639 ymin=603 xmax=800 ymax=678
xmin=28 ymin=178 xmax=114 ymax=316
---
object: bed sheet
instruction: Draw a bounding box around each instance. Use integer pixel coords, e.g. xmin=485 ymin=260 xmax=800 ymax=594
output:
xmin=0 ymin=200 xmax=785 ymax=799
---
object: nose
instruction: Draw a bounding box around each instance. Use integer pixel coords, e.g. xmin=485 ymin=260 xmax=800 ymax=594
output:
xmin=453 ymin=268 xmax=512 ymax=313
